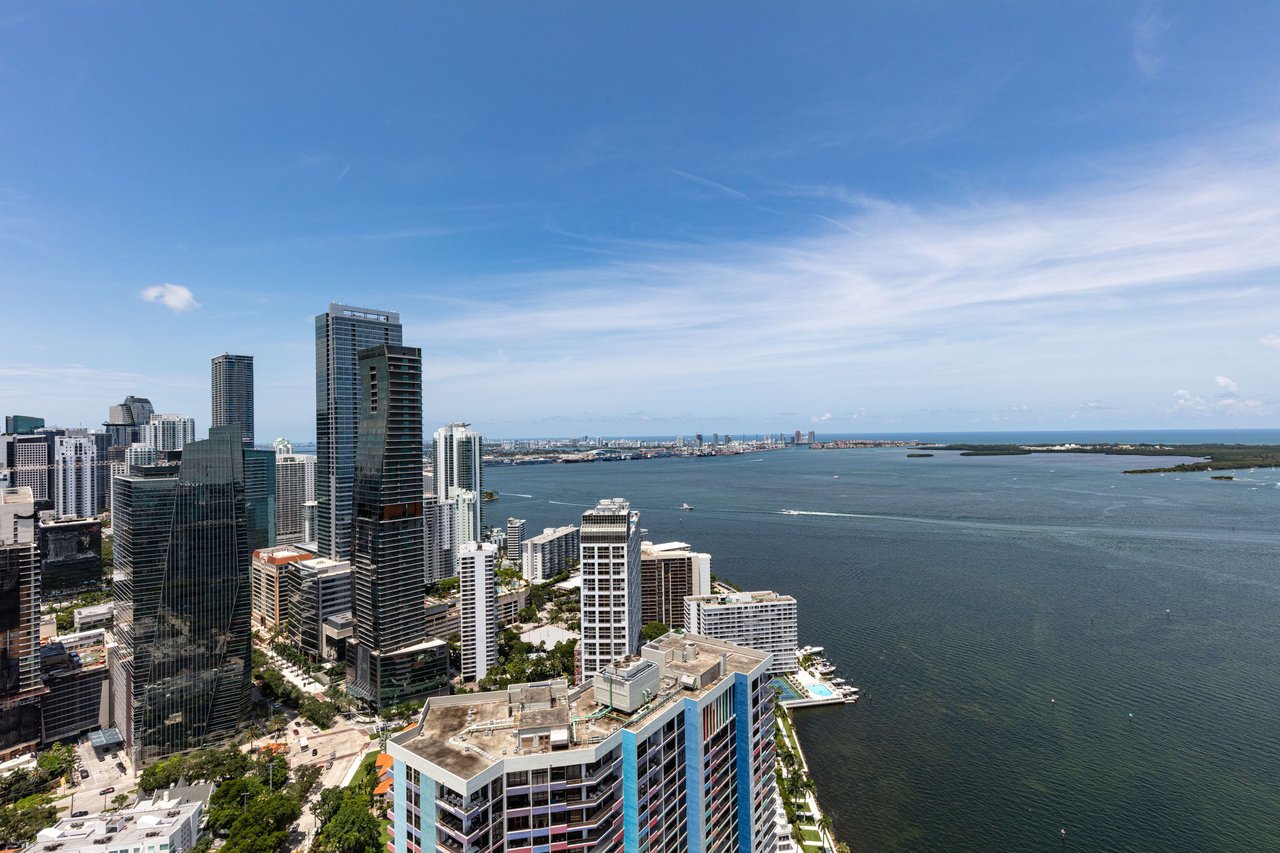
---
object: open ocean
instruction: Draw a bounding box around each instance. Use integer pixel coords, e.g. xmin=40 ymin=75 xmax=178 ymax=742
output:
xmin=486 ymin=432 xmax=1280 ymax=851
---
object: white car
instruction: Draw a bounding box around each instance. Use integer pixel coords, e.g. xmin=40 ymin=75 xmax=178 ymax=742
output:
xmin=310 ymin=726 xmax=320 ymax=734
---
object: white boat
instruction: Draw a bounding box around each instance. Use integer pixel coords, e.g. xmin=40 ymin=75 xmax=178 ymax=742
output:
xmin=831 ymin=678 xmax=846 ymax=684
xmin=680 ymin=503 xmax=693 ymax=511
xmin=833 ymin=475 xmax=839 ymax=479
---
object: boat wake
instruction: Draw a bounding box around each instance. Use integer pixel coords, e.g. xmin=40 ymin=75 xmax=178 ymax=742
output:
xmin=503 ymin=493 xmax=534 ymax=498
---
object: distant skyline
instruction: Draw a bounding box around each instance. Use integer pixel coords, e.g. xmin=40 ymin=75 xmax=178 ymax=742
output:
xmin=3 ymin=4 xmax=1280 ymax=439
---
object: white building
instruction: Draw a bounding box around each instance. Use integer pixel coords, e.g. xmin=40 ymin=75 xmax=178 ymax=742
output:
xmin=53 ymin=436 xmax=97 ymax=519
xmin=124 ymin=442 xmax=155 ymax=468
xmin=432 ymin=423 xmax=483 ymax=552
xmin=578 ymin=498 xmax=640 ymax=680
xmin=24 ymin=789 xmax=205 ymax=853
xmin=142 ymin=414 xmax=195 ymax=452
xmin=275 ymin=452 xmax=316 ymax=544
xmin=520 ymin=525 xmax=579 ymax=583
xmin=505 ymin=517 xmax=526 ymax=568
xmin=458 ymin=541 xmax=497 ymax=682
xmin=423 ymin=495 xmax=455 ymax=585
xmin=685 ymin=590 xmax=799 ymax=676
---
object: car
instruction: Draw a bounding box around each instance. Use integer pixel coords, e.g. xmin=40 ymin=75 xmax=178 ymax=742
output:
xmin=310 ymin=726 xmax=320 ymax=734
xmin=79 ymin=770 xmax=89 ymax=780
xmin=115 ymin=762 xmax=126 ymax=773
xmin=312 ymin=748 xmax=318 ymax=756
xmin=71 ymin=811 xmax=88 ymax=818
xmin=329 ymin=750 xmax=336 ymax=758
xmin=101 ymin=786 xmax=115 ymax=794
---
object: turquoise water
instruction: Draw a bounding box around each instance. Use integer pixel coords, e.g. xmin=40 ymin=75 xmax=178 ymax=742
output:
xmin=809 ymin=684 xmax=835 ymax=698
xmin=488 ymin=445 xmax=1280 ymax=851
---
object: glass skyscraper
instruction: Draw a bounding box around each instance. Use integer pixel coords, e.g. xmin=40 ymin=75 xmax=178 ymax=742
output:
xmin=211 ymin=353 xmax=254 ymax=448
xmin=244 ymin=447 xmax=276 ymax=551
xmin=315 ymin=304 xmax=403 ymax=561
xmin=347 ymin=345 xmax=447 ymax=710
xmin=111 ymin=426 xmax=253 ymax=763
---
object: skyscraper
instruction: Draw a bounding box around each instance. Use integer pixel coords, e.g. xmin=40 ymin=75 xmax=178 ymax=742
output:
xmin=243 ymin=446 xmax=277 ymax=551
xmin=275 ymin=451 xmax=316 ymax=544
xmin=111 ymin=426 xmax=253 ymax=763
xmin=421 ymin=494 xmax=455 ymax=587
xmin=315 ymin=303 xmax=403 ymax=561
xmin=457 ymin=541 xmax=497 ymax=682
xmin=431 ymin=422 xmax=483 ymax=546
xmin=347 ymin=345 xmax=446 ymax=710
xmin=142 ymin=414 xmax=196 ymax=452
xmin=0 ymin=487 xmax=44 ymax=758
xmin=579 ymin=498 xmax=641 ymax=680
xmin=211 ymin=353 xmax=255 ymax=448
xmin=53 ymin=435 xmax=97 ymax=519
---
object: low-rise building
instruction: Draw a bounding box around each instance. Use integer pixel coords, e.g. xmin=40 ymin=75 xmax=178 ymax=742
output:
xmin=71 ymin=603 xmax=114 ymax=633
xmin=685 ymin=590 xmax=799 ymax=676
xmin=25 ymin=789 xmax=205 ymax=853
xmin=386 ymin=633 xmax=777 ymax=852
xmin=519 ymin=525 xmax=579 ymax=583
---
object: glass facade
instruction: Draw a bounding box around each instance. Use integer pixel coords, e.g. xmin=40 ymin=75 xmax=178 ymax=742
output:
xmin=315 ymin=304 xmax=402 ymax=561
xmin=348 ymin=345 xmax=446 ymax=708
xmin=244 ymin=447 xmax=277 ymax=551
xmin=112 ymin=426 xmax=252 ymax=763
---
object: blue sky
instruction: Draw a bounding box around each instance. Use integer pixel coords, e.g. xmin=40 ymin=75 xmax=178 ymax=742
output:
xmin=3 ymin=3 xmax=1280 ymax=440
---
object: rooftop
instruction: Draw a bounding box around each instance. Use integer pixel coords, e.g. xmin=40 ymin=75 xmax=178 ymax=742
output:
xmin=687 ymin=590 xmax=796 ymax=606
xmin=392 ymin=633 xmax=769 ymax=781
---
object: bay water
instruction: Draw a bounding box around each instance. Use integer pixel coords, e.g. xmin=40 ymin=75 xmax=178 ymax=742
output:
xmin=487 ymin=441 xmax=1280 ymax=851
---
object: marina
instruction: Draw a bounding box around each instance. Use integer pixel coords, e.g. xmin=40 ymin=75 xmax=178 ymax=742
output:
xmin=774 ymin=646 xmax=861 ymax=709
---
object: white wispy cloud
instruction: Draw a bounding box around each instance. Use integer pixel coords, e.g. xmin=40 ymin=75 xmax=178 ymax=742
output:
xmin=811 ymin=412 xmax=833 ymax=423
xmin=408 ymin=126 xmax=1280 ymax=430
xmin=1214 ymin=375 xmax=1238 ymax=393
xmin=1133 ymin=5 xmax=1171 ymax=79
xmin=139 ymin=283 xmax=200 ymax=312
xmin=1261 ymin=334 xmax=1280 ymax=351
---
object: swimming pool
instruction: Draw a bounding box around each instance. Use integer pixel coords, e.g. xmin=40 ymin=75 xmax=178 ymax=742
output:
xmin=808 ymin=683 xmax=835 ymax=698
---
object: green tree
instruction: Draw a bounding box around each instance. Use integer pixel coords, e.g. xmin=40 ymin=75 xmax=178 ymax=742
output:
xmin=0 ymin=796 xmax=58 ymax=846
xmin=206 ymin=777 xmax=266 ymax=835
xmin=35 ymin=743 xmax=75 ymax=780
xmin=109 ymin=793 xmax=129 ymax=811
xmin=221 ymin=792 xmax=300 ymax=853
xmin=313 ymin=786 xmax=346 ymax=826
xmin=641 ymin=621 xmax=670 ymax=642
xmin=315 ymin=800 xmax=381 ymax=853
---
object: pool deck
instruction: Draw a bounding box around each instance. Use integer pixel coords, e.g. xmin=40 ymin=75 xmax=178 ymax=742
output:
xmin=776 ymin=660 xmax=859 ymax=709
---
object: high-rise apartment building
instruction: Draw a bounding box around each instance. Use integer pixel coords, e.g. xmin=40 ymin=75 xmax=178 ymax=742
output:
xmin=275 ymin=452 xmax=316 ymax=544
xmin=53 ymin=436 xmax=97 ymax=519
xmin=211 ymin=353 xmax=255 ymax=448
xmin=315 ymin=303 xmax=403 ymax=561
xmin=458 ymin=541 xmax=497 ymax=682
xmin=579 ymin=498 xmax=641 ymax=680
xmin=432 ymin=423 xmax=483 ymax=545
xmin=505 ymin=517 xmax=526 ymax=568
xmin=685 ymin=591 xmax=799 ymax=676
xmin=0 ymin=487 xmax=45 ymax=757
xmin=142 ymin=414 xmax=196 ymax=452
xmin=520 ymin=525 xmax=579 ymax=583
xmin=347 ymin=345 xmax=447 ymax=710
xmin=422 ymin=494 xmax=455 ymax=586
xmin=3 ymin=434 xmax=50 ymax=506
xmin=386 ymin=633 xmax=778 ymax=853
xmin=640 ymin=541 xmax=712 ymax=630
xmin=111 ymin=426 xmax=253 ymax=763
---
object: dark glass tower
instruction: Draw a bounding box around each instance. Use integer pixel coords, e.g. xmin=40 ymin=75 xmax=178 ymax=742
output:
xmin=111 ymin=426 xmax=252 ymax=763
xmin=244 ymin=448 xmax=276 ymax=551
xmin=347 ymin=345 xmax=447 ymax=710
xmin=211 ymin=353 xmax=254 ymax=448
xmin=315 ymin=304 xmax=402 ymax=561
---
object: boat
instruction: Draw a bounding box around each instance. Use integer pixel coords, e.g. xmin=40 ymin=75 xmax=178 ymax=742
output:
xmin=680 ymin=503 xmax=693 ymax=511
xmin=833 ymin=475 xmax=839 ymax=479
